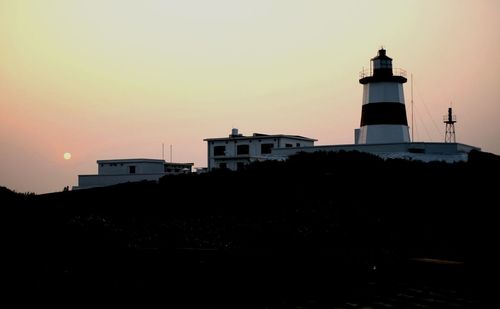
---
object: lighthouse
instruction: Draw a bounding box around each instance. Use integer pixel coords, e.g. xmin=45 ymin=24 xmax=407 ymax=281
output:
xmin=356 ymin=48 xmax=410 ymax=144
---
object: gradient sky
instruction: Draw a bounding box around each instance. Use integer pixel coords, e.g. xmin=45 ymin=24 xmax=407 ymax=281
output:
xmin=1 ymin=0 xmax=499 ymax=193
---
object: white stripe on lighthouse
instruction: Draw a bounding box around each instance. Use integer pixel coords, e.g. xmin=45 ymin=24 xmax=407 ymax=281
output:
xmin=362 ymin=82 xmax=405 ymax=105
xmin=358 ymin=125 xmax=410 ymax=144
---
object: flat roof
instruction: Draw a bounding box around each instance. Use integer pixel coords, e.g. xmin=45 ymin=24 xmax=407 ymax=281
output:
xmin=97 ymin=158 xmax=165 ymax=164
xmin=272 ymin=142 xmax=480 ymax=154
xmin=97 ymin=159 xmax=195 ymax=165
xmin=204 ymin=133 xmax=317 ymax=142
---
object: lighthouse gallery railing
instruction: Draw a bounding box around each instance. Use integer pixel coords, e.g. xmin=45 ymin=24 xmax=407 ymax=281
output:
xmin=359 ymin=68 xmax=407 ymax=79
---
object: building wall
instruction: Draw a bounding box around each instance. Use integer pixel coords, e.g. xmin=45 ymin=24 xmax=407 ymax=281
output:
xmin=207 ymin=138 xmax=270 ymax=171
xmin=270 ymin=142 xmax=479 ymax=163
xmin=98 ymin=162 xmax=164 ymax=175
xmin=207 ymin=137 xmax=314 ymax=171
xmin=164 ymin=163 xmax=193 ymax=174
xmin=279 ymin=137 xmax=312 ymax=148
xmin=75 ymin=160 xmax=193 ymax=190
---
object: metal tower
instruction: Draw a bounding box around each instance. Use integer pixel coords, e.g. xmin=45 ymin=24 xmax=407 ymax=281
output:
xmin=443 ymin=107 xmax=457 ymax=143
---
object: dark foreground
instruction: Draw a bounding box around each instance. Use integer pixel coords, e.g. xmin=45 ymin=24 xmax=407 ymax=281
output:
xmin=4 ymin=151 xmax=495 ymax=307
xmin=13 ymin=249 xmax=481 ymax=308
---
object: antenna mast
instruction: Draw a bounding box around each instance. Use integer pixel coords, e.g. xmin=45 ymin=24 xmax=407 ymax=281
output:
xmin=170 ymin=144 xmax=173 ymax=162
xmin=162 ymin=143 xmax=165 ymax=160
xmin=443 ymin=106 xmax=457 ymax=143
xmin=411 ymin=74 xmax=414 ymax=142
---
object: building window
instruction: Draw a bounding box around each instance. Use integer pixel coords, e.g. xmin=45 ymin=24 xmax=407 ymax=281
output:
xmin=296 ymin=143 xmax=301 ymax=147
xmin=129 ymin=166 xmax=136 ymax=174
xmin=219 ymin=163 xmax=227 ymax=169
xmin=261 ymin=143 xmax=274 ymax=154
xmin=237 ymin=144 xmax=249 ymax=155
xmin=237 ymin=162 xmax=245 ymax=171
xmin=285 ymin=143 xmax=293 ymax=148
xmin=214 ymin=146 xmax=225 ymax=156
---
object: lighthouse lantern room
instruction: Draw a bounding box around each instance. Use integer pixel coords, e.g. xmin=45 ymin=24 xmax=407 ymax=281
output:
xmin=356 ymin=48 xmax=410 ymax=144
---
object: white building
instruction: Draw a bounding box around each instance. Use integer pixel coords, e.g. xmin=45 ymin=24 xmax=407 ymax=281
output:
xmin=204 ymin=129 xmax=316 ymax=171
xmin=74 ymin=159 xmax=193 ymax=190
xmin=271 ymin=142 xmax=479 ymax=163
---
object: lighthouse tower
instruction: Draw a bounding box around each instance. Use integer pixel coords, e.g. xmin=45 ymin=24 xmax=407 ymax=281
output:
xmin=356 ymin=48 xmax=410 ymax=144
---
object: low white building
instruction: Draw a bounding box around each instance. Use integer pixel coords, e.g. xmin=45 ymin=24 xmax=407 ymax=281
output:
xmin=271 ymin=142 xmax=480 ymax=163
xmin=204 ymin=129 xmax=316 ymax=171
xmin=74 ymin=159 xmax=193 ymax=190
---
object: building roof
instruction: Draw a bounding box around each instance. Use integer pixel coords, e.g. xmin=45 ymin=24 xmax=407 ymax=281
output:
xmin=97 ymin=158 xmax=165 ymax=164
xmin=271 ymin=142 xmax=480 ymax=155
xmin=204 ymin=133 xmax=317 ymax=142
xmin=96 ymin=158 xmax=194 ymax=165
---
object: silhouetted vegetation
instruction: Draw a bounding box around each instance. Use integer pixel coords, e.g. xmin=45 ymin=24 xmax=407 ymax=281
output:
xmin=3 ymin=151 xmax=496 ymax=305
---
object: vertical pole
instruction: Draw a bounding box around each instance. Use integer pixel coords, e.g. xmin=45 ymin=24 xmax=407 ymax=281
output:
xmin=411 ymin=73 xmax=414 ymax=142
xmin=162 ymin=143 xmax=164 ymax=160
xmin=170 ymin=145 xmax=173 ymax=162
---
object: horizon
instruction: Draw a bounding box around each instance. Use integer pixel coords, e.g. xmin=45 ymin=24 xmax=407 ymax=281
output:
xmin=1 ymin=0 xmax=500 ymax=193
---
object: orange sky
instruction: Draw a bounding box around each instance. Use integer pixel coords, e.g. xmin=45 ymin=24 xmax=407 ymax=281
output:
xmin=1 ymin=0 xmax=499 ymax=193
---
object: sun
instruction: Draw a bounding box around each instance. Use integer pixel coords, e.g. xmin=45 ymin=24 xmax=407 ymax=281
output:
xmin=64 ymin=152 xmax=72 ymax=160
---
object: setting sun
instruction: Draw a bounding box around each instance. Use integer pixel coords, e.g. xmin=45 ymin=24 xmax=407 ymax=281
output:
xmin=64 ymin=152 xmax=72 ymax=160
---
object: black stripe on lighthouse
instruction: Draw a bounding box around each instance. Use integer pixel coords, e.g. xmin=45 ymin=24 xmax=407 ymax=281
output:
xmin=360 ymin=103 xmax=408 ymax=126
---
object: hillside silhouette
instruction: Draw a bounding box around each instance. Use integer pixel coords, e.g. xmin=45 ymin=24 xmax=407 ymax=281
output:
xmin=3 ymin=150 xmax=497 ymax=306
